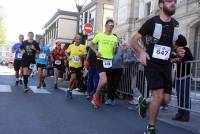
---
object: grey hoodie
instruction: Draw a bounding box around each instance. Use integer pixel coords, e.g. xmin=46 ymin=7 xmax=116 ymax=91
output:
xmin=112 ymin=47 xmax=138 ymax=69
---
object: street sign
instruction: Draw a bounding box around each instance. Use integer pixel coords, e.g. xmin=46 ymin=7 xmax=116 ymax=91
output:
xmin=83 ymin=23 xmax=93 ymax=33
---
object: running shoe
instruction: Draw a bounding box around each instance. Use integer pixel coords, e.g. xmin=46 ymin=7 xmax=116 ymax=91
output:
xmin=19 ymin=80 xmax=23 ymax=85
xmin=91 ymin=94 xmax=100 ymax=108
xmin=105 ymin=99 xmax=115 ymax=105
xmin=15 ymin=81 xmax=19 ymax=86
xmin=54 ymin=83 xmax=58 ymax=89
xmin=144 ymin=125 xmax=156 ymax=134
xmin=24 ymin=86 xmax=29 ymax=93
xmin=37 ymin=82 xmax=41 ymax=89
xmin=42 ymin=80 xmax=46 ymax=88
xmin=137 ymin=96 xmax=147 ymax=118
xmin=65 ymin=90 xmax=72 ymax=99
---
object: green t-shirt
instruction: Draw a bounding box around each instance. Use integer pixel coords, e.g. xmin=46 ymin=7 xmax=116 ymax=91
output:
xmin=92 ymin=33 xmax=118 ymax=59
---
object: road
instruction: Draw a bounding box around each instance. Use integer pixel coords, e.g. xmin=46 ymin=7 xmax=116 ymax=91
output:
xmin=0 ymin=66 xmax=196 ymax=134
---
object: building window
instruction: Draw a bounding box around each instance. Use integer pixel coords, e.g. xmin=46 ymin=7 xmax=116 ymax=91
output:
xmin=84 ymin=11 xmax=88 ymax=24
xmin=6 ymin=52 xmax=9 ymax=57
xmin=198 ymin=0 xmax=200 ymax=7
xmin=117 ymin=0 xmax=128 ymax=25
xmin=145 ymin=2 xmax=151 ymax=16
xmin=89 ymin=18 xmax=94 ymax=25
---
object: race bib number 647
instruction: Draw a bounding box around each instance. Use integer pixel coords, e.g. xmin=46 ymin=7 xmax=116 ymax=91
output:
xmin=152 ymin=44 xmax=171 ymax=60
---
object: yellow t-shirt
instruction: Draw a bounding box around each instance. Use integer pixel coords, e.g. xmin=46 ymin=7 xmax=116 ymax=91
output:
xmin=92 ymin=33 xmax=118 ymax=59
xmin=66 ymin=44 xmax=87 ymax=68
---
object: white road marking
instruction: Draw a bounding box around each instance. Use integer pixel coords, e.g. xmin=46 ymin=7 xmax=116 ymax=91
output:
xmin=59 ymin=88 xmax=85 ymax=95
xmin=0 ymin=85 xmax=12 ymax=92
xmin=29 ymin=86 xmax=51 ymax=94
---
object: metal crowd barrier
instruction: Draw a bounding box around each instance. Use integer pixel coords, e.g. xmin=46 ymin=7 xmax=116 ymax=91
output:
xmin=171 ymin=60 xmax=200 ymax=113
xmin=117 ymin=60 xmax=200 ymax=114
xmin=118 ymin=62 xmax=148 ymax=98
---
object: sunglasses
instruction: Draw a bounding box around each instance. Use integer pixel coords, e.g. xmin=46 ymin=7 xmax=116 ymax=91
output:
xmin=107 ymin=23 xmax=114 ymax=28
xmin=164 ymin=0 xmax=177 ymax=3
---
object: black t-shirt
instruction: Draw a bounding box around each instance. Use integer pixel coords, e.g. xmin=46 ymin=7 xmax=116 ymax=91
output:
xmin=176 ymin=47 xmax=193 ymax=78
xmin=86 ymin=48 xmax=97 ymax=65
xmin=138 ymin=15 xmax=179 ymax=64
xmin=21 ymin=40 xmax=39 ymax=63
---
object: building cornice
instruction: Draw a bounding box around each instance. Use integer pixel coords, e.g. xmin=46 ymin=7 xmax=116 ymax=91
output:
xmin=43 ymin=9 xmax=78 ymax=29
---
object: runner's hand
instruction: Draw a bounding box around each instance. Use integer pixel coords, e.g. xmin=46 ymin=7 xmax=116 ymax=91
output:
xmin=95 ymin=51 xmax=101 ymax=57
xmin=56 ymin=55 xmax=61 ymax=60
xmin=139 ymin=51 xmax=150 ymax=65
xmin=21 ymin=50 xmax=25 ymax=54
xmin=176 ymin=47 xmax=185 ymax=58
xmin=31 ymin=44 xmax=36 ymax=50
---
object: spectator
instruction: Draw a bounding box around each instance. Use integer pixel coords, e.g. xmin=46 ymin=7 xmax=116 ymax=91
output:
xmin=172 ymin=34 xmax=193 ymax=122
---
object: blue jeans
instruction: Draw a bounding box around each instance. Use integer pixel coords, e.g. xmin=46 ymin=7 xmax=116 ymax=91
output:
xmin=86 ymin=65 xmax=99 ymax=94
xmin=176 ymin=76 xmax=191 ymax=116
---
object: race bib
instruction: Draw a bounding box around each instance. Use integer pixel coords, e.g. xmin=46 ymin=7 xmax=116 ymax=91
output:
xmin=71 ymin=56 xmax=81 ymax=64
xmin=29 ymin=64 xmax=35 ymax=70
xmin=39 ymin=53 xmax=46 ymax=59
xmin=17 ymin=53 xmax=22 ymax=59
xmin=55 ymin=60 xmax=61 ymax=65
xmin=103 ymin=60 xmax=112 ymax=68
xmin=152 ymin=44 xmax=171 ymax=60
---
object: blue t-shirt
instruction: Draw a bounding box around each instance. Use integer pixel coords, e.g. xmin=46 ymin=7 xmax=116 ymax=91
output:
xmin=36 ymin=44 xmax=50 ymax=65
xmin=12 ymin=43 xmax=22 ymax=60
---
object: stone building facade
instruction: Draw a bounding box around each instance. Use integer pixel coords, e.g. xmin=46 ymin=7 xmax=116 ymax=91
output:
xmin=43 ymin=9 xmax=78 ymax=49
xmin=79 ymin=0 xmax=114 ymax=42
xmin=113 ymin=0 xmax=200 ymax=59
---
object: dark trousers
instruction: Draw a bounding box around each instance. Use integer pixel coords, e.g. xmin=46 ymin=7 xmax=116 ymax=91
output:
xmin=86 ymin=65 xmax=99 ymax=94
xmin=176 ymin=76 xmax=191 ymax=116
xmin=107 ymin=68 xmax=123 ymax=101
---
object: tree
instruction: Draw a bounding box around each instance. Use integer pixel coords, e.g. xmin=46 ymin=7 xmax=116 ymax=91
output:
xmin=0 ymin=16 xmax=6 ymax=48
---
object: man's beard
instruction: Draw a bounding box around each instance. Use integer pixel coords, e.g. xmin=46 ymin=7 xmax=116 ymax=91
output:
xmin=163 ymin=5 xmax=176 ymax=16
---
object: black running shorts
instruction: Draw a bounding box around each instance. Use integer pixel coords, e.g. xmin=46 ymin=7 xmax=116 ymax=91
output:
xmin=14 ymin=59 xmax=22 ymax=71
xmin=145 ymin=63 xmax=172 ymax=94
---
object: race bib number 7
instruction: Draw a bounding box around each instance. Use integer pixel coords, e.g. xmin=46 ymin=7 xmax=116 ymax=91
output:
xmin=103 ymin=60 xmax=112 ymax=68
xmin=152 ymin=44 xmax=171 ymax=60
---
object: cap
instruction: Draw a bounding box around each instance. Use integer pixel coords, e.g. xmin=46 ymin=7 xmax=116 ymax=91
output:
xmin=56 ymin=41 xmax=61 ymax=45
xmin=176 ymin=34 xmax=187 ymax=47
xmin=158 ymin=0 xmax=163 ymax=4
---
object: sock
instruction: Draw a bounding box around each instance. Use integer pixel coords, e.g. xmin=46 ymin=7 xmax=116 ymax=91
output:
xmin=148 ymin=124 xmax=155 ymax=128
xmin=23 ymin=75 xmax=29 ymax=87
xmin=16 ymin=73 xmax=19 ymax=81
xmin=67 ymin=87 xmax=71 ymax=91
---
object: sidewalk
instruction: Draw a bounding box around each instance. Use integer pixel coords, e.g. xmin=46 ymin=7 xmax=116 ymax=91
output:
xmin=125 ymin=100 xmax=200 ymax=134
xmin=158 ymin=107 xmax=200 ymax=134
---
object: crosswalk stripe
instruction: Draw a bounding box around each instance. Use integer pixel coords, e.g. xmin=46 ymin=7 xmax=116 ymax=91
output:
xmin=0 ymin=85 xmax=12 ymax=92
xmin=29 ymin=86 xmax=51 ymax=94
xmin=59 ymin=88 xmax=85 ymax=95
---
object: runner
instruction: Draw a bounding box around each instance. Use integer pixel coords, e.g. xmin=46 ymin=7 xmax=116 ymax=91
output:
xmin=20 ymin=32 xmax=40 ymax=93
xmin=88 ymin=19 xmax=118 ymax=108
xmin=65 ymin=35 xmax=87 ymax=99
xmin=51 ymin=41 xmax=65 ymax=89
xmin=36 ymin=37 xmax=51 ymax=88
xmin=104 ymin=42 xmax=128 ymax=105
xmin=84 ymin=46 xmax=99 ymax=100
xmin=130 ymin=0 xmax=185 ymax=133
xmin=12 ymin=34 xmax=24 ymax=86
